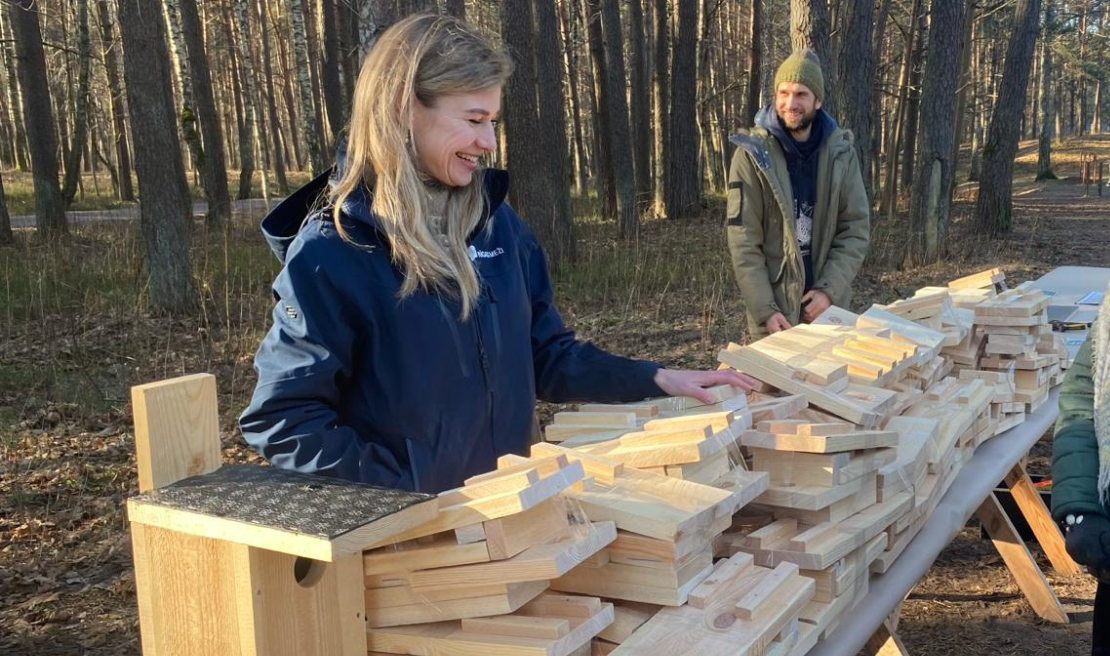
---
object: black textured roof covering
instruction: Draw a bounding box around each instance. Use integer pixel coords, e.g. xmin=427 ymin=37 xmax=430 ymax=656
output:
xmin=130 ymin=464 xmax=434 ymax=540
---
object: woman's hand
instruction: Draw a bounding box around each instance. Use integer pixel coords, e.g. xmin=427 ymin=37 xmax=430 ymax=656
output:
xmin=653 ymin=367 xmax=757 ymax=405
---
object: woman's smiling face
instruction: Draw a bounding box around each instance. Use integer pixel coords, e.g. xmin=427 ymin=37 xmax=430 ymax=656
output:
xmin=411 ymin=87 xmax=502 ymax=187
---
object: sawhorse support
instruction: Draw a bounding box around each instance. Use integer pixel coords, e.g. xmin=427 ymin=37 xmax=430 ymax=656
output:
xmin=863 ymin=461 xmax=1076 ymax=655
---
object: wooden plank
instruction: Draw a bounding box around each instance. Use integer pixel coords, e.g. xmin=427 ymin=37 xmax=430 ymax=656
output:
xmin=742 ymin=430 xmax=898 ymax=454
xmin=364 ymin=534 xmax=492 ymax=576
xmin=1003 ymin=464 xmax=1083 ymax=576
xmin=734 ymin=562 xmax=800 ymax=620
xmin=365 ymin=581 xmax=521 ymax=608
xmin=467 ymin=455 xmax=569 ymax=487
xmin=579 ymin=403 xmax=659 ymax=418
xmin=484 ymin=497 xmax=573 ymax=560
xmin=408 ymin=522 xmax=617 ymax=590
xmin=132 ymin=373 xmax=221 ymax=493
xmin=460 ymin=616 xmax=571 ymax=640
xmin=551 ymin=560 xmax=716 ymax=607
xmin=948 ymin=267 xmax=1004 ymax=290
xmin=755 ymin=473 xmax=874 ymax=512
xmin=975 ymin=494 xmax=1069 ymax=624
xmin=368 ymin=596 xmax=614 ymax=656
xmin=597 ymin=602 xmax=659 ymax=643
xmin=554 ymin=411 xmax=640 ymax=427
xmin=719 ymin=346 xmax=883 ymax=427
xmin=688 ymin=552 xmax=757 ymax=609
xmin=365 ymin=580 xmax=549 ymax=628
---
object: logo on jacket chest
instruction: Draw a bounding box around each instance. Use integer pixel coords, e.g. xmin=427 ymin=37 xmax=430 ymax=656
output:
xmin=469 ymin=245 xmax=505 ymax=260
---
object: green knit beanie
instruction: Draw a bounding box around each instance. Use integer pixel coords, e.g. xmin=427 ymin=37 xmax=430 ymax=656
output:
xmin=774 ymin=49 xmax=825 ymax=102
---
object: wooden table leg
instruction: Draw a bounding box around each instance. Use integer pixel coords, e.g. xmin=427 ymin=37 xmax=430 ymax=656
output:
xmin=864 ymin=619 xmax=911 ymax=656
xmin=1004 ymin=462 xmax=1083 ymax=576
xmin=976 ymin=493 xmax=1070 ymax=623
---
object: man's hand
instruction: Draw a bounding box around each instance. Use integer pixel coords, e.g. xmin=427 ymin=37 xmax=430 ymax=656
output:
xmin=1065 ymin=513 xmax=1110 ymax=572
xmin=653 ymin=368 xmax=757 ymax=405
xmin=801 ymin=290 xmax=832 ymax=322
xmin=765 ymin=313 xmax=793 ymax=334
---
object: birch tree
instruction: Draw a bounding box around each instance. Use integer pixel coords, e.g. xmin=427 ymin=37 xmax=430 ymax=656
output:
xmin=61 ymin=0 xmax=91 ymax=205
xmin=288 ymin=0 xmax=324 ymax=173
xmin=94 ymin=0 xmax=134 ymax=200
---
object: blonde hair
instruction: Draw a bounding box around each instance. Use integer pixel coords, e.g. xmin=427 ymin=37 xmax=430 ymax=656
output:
xmin=331 ymin=14 xmax=512 ymax=320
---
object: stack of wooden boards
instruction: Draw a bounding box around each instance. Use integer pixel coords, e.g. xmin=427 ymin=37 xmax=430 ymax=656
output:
xmin=360 ymin=266 xmax=1074 ymax=656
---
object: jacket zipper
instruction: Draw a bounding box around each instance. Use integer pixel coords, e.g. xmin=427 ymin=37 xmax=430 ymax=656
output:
xmin=472 ymin=285 xmax=495 ymax=420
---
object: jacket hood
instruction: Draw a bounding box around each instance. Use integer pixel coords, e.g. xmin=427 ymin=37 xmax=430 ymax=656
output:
xmin=754 ymin=105 xmax=838 ymax=156
xmin=260 ymin=143 xmax=511 ymax=264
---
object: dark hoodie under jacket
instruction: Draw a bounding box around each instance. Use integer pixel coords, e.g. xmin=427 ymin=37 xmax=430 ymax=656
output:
xmin=239 ymin=160 xmax=664 ymax=494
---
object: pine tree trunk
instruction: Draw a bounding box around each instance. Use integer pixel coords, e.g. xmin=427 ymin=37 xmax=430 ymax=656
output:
xmin=652 ymin=0 xmax=669 ymax=216
xmin=0 ymin=168 xmax=12 ymax=244
xmin=444 ymin=0 xmax=465 ymax=19
xmin=665 ymin=0 xmax=700 ymax=220
xmin=221 ymin=3 xmax=254 ymax=200
xmin=288 ymin=0 xmax=324 ymax=173
xmin=1035 ymin=0 xmax=1056 ymax=180
xmin=257 ymin=0 xmax=290 ymax=192
xmin=790 ymin=0 xmax=838 ymax=119
xmin=584 ymin=0 xmax=616 ymax=219
xmin=534 ymin=0 xmax=577 ymax=263
xmin=899 ymin=8 xmax=926 ymax=195
xmin=949 ymin=2 xmax=975 ymax=193
xmin=742 ymin=0 xmax=762 ymax=125
xmin=320 ymin=0 xmax=346 ymax=142
xmin=559 ymin=0 xmax=589 ymax=197
xmin=94 ymin=0 xmax=134 ymax=201
xmin=178 ymin=0 xmax=232 ymax=225
xmin=903 ymin=0 xmax=963 ymax=267
xmin=117 ymin=0 xmax=196 ymax=312
xmin=629 ymin=0 xmax=651 ymax=203
xmin=836 ymin=0 xmax=874 ymax=201
xmin=598 ymin=0 xmax=638 ymax=236
xmin=974 ymin=0 xmax=1041 ymax=235
xmin=234 ymin=0 xmax=264 ymax=199
xmin=62 ymin=0 xmax=91 ymax=205
xmin=356 ymin=0 xmax=379 ymax=60
xmin=8 ymin=0 xmax=67 ymax=237
xmin=0 ymin=8 xmax=29 ymax=171
xmin=880 ymin=0 xmax=922 ymax=218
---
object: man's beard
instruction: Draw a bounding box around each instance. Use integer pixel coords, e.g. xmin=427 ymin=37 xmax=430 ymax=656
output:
xmin=777 ymin=107 xmax=817 ymax=134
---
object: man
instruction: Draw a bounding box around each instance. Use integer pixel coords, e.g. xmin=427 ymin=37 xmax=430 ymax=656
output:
xmin=726 ymin=49 xmax=869 ymax=339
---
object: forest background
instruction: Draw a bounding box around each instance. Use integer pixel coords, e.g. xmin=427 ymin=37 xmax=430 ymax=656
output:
xmin=1 ymin=0 xmax=1109 ymax=654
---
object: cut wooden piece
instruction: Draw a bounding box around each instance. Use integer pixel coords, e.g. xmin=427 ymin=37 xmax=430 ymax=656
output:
xmin=720 ymin=345 xmax=884 ymax=427
xmin=649 ymin=385 xmax=747 ymax=412
xmin=408 ymin=522 xmax=617 ymax=590
xmin=734 ymin=562 xmax=800 ymax=620
xmin=747 ymin=394 xmax=809 ymax=423
xmin=367 ymin=593 xmax=614 ymax=656
xmin=755 ymin=473 xmax=874 ymax=512
xmin=484 ymin=497 xmax=573 ymax=560
xmin=688 ymin=552 xmax=757 ymax=609
xmin=365 ymin=580 xmax=549 ymax=628
xmin=948 ymin=267 xmax=1005 ymax=290
xmin=597 ymin=602 xmax=660 ymax=643
xmin=752 ymin=448 xmax=893 ymax=488
xmin=643 ymin=412 xmax=737 ymax=433
xmin=364 ymin=534 xmax=492 ymax=576
xmin=460 ymin=616 xmax=571 ymax=640
xmin=742 ymin=429 xmax=898 ymax=454
xmin=666 ymin=451 xmax=733 ymax=484
xmin=756 ymin=420 xmax=854 ymax=436
xmin=545 ymin=426 xmax=630 ymax=443
xmin=372 ymin=461 xmax=586 ymax=547
xmin=366 ymin=581 xmax=523 ymax=608
xmin=742 ymin=519 xmax=799 ymax=551
xmin=132 ymin=374 xmax=221 ymax=493
xmin=768 ymin=481 xmax=878 ymax=527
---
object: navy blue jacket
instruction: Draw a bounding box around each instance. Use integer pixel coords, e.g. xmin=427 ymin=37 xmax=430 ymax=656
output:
xmin=239 ymin=165 xmax=664 ymax=493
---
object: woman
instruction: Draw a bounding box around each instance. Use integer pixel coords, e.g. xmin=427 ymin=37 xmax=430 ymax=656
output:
xmin=1053 ymin=283 xmax=1110 ymax=655
xmin=239 ymin=14 xmax=752 ymax=494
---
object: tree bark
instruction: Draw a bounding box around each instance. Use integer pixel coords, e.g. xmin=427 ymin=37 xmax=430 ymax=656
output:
xmin=598 ymin=0 xmax=638 ymax=236
xmin=62 ymin=0 xmax=91 ymax=205
xmin=628 ymin=0 xmax=652 ymax=203
xmin=0 ymin=8 xmax=29 ymax=171
xmin=0 ymin=168 xmax=12 ymax=244
xmin=836 ymin=0 xmax=874 ymax=202
xmin=444 ymin=0 xmax=465 ymax=19
xmin=790 ymin=0 xmax=838 ymax=119
xmin=742 ymin=0 xmax=762 ymax=125
xmin=974 ymin=0 xmax=1042 ymax=235
xmin=7 ymin=0 xmax=67 ymax=238
xmin=559 ymin=0 xmax=589 ymax=197
xmin=178 ymin=0 xmax=232 ymax=225
xmin=584 ymin=0 xmax=615 ymax=219
xmin=258 ymin=0 xmax=289 ymax=192
xmin=880 ymin=0 xmax=923 ymax=218
xmin=899 ymin=7 xmax=926 ymax=194
xmin=288 ymin=0 xmax=325 ymax=173
xmin=533 ymin=0 xmax=577 ymax=262
xmin=665 ymin=0 xmax=700 ymax=220
xmin=1035 ymin=0 xmax=1056 ymax=180
xmin=903 ymin=0 xmax=964 ymax=267
xmin=652 ymin=0 xmax=669 ymax=216
xmin=117 ymin=0 xmax=197 ymax=312
xmin=222 ymin=3 xmax=255 ymax=200
xmin=94 ymin=0 xmax=134 ymax=200
xmin=320 ymin=0 xmax=346 ymax=142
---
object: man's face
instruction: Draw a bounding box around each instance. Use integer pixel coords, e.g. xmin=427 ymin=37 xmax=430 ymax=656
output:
xmin=775 ymin=82 xmax=822 ymax=133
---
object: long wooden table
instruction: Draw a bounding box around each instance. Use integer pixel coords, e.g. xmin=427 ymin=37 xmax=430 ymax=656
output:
xmin=807 ymin=388 xmax=1077 ymax=656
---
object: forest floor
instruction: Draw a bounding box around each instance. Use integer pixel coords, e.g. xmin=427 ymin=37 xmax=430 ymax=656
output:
xmin=1 ymin=135 xmax=1109 ymax=655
